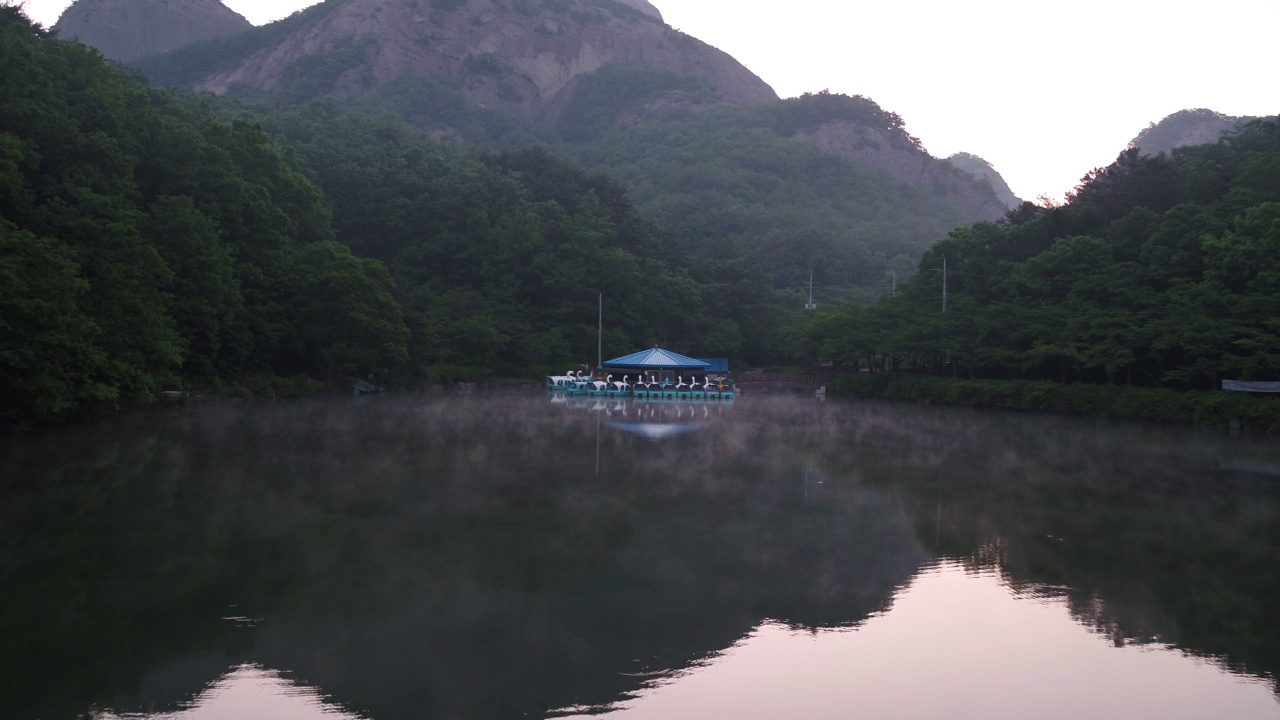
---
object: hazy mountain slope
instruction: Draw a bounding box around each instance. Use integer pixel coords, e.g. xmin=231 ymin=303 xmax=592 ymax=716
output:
xmin=766 ymin=94 xmax=1008 ymax=223
xmin=945 ymin=152 xmax=1021 ymax=210
xmin=567 ymin=92 xmax=1007 ymax=295
xmin=789 ymin=117 xmax=1007 ymax=222
xmin=138 ymin=0 xmax=774 ymax=121
xmin=52 ymin=0 xmax=250 ymax=63
xmin=121 ymin=1 xmax=1003 ymax=298
xmin=1130 ymin=108 xmax=1262 ymax=157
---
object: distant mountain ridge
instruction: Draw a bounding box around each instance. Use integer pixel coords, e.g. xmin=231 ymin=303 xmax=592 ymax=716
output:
xmin=70 ymin=0 xmax=1017 ymax=218
xmin=137 ymin=0 xmax=776 ymax=122
xmin=52 ymin=0 xmax=250 ymax=63
xmin=1130 ymin=108 xmax=1267 ymax=157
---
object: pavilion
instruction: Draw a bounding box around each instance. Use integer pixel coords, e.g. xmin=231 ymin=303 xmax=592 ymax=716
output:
xmin=602 ymin=347 xmax=712 ymax=384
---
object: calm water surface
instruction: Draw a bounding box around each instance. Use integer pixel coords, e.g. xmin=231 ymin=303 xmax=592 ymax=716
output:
xmin=2 ymin=391 xmax=1279 ymax=719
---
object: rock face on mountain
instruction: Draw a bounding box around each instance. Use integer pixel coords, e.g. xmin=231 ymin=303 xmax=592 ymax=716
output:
xmin=945 ymin=152 xmax=1021 ymax=211
xmin=185 ymin=0 xmax=773 ymax=122
xmin=52 ymin=0 xmax=250 ymax=63
xmin=792 ymin=120 xmax=1009 ymax=222
xmin=1130 ymin=109 xmax=1264 ymax=157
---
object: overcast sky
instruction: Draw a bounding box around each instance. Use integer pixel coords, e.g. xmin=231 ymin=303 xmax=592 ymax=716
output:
xmin=17 ymin=0 xmax=1280 ymax=201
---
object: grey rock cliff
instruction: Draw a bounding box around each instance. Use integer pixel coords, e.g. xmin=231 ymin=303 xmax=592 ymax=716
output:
xmin=53 ymin=0 xmax=251 ymax=63
xmin=794 ymin=121 xmax=1009 ymax=222
xmin=191 ymin=0 xmax=775 ymax=122
xmin=945 ymin=152 xmax=1021 ymax=211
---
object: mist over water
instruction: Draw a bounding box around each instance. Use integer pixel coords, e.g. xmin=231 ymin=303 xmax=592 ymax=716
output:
xmin=2 ymin=392 xmax=1278 ymax=719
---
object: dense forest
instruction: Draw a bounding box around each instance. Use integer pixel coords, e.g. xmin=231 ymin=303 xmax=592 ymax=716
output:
xmin=0 ymin=9 xmax=788 ymax=425
xmin=797 ymin=119 xmax=1280 ymax=391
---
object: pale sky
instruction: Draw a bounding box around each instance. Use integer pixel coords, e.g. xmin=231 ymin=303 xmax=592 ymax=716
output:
xmin=16 ymin=0 xmax=1280 ymax=201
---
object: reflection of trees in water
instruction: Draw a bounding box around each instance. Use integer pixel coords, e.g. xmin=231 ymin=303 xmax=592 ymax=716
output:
xmin=806 ymin=402 xmax=1280 ymax=695
xmin=0 ymin=394 xmax=927 ymax=719
xmin=3 ymin=394 xmax=1278 ymax=717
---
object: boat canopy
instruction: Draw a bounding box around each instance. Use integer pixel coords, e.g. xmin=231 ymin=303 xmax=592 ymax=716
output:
xmin=603 ymin=348 xmax=711 ymax=370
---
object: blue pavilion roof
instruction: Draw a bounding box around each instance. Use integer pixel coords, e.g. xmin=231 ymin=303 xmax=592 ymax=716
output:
xmin=697 ymin=358 xmax=730 ymax=373
xmin=603 ymin=348 xmax=711 ymax=369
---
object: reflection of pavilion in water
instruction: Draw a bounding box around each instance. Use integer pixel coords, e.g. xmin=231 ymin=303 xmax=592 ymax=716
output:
xmin=550 ymin=394 xmax=733 ymax=440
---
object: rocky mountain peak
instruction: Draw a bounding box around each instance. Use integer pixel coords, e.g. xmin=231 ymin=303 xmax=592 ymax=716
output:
xmin=53 ymin=0 xmax=251 ymax=63
xmin=167 ymin=0 xmax=773 ymax=122
xmin=1129 ymin=108 xmax=1264 ymax=157
xmin=945 ymin=152 xmax=1021 ymax=211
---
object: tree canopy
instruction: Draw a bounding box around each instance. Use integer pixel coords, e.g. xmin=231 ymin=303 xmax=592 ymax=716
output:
xmin=797 ymin=120 xmax=1280 ymax=390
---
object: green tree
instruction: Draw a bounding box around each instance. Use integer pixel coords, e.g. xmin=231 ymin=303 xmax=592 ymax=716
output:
xmin=282 ymin=241 xmax=410 ymax=379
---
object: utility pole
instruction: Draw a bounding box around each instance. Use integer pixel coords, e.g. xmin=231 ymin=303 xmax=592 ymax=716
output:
xmin=805 ymin=271 xmax=817 ymax=310
xmin=929 ymin=255 xmax=948 ymax=312
xmin=597 ymin=292 xmax=603 ymax=369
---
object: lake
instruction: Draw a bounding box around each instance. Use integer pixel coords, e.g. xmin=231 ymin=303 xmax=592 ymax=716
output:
xmin=2 ymin=391 xmax=1278 ymax=719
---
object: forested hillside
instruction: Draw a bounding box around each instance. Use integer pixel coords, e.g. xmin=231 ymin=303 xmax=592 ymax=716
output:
xmin=566 ymin=89 xmax=1001 ymax=296
xmin=251 ymin=101 xmax=789 ymax=374
xmin=308 ymin=66 xmax=1005 ymax=298
xmin=0 ymin=9 xmax=404 ymax=422
xmin=0 ymin=9 xmax=780 ymax=425
xmin=798 ymin=119 xmax=1280 ymax=391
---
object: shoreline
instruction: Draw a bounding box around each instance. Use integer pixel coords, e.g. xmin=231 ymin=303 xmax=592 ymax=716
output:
xmin=831 ymin=375 xmax=1280 ymax=435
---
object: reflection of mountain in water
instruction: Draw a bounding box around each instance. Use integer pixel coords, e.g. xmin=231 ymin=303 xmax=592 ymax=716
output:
xmin=0 ymin=394 xmax=924 ymax=720
xmin=250 ymin=478 xmax=923 ymax=719
xmin=2 ymin=394 xmax=1278 ymax=718
xmin=813 ymin=404 xmax=1280 ymax=695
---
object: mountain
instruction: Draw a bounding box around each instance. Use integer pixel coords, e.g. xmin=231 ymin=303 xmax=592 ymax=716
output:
xmin=945 ymin=152 xmax=1021 ymax=210
xmin=565 ymin=91 xmax=1009 ymax=295
xmin=782 ymin=111 xmax=1009 ymax=221
xmin=138 ymin=0 xmax=775 ymax=122
xmin=119 ymin=0 xmax=1006 ymax=294
xmin=52 ymin=0 xmax=251 ymax=63
xmin=1129 ymin=108 xmax=1263 ymax=157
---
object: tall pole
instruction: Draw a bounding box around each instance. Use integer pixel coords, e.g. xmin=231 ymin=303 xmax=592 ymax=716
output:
xmin=942 ymin=255 xmax=948 ymax=313
xmin=597 ymin=292 xmax=603 ymax=369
